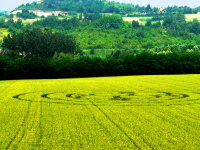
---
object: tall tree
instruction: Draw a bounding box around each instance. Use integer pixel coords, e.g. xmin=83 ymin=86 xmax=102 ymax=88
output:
xmin=1 ymin=28 xmax=81 ymax=58
xmin=95 ymin=14 xmax=124 ymax=29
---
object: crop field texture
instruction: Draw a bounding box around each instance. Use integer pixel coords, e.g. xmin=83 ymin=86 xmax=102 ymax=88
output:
xmin=0 ymin=75 xmax=200 ymax=149
xmin=185 ymin=14 xmax=200 ymax=21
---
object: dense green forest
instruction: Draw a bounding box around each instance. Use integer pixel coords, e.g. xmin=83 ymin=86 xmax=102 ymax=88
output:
xmin=0 ymin=0 xmax=200 ymax=79
xmin=1 ymin=12 xmax=200 ymax=53
xmin=0 ymin=51 xmax=200 ymax=80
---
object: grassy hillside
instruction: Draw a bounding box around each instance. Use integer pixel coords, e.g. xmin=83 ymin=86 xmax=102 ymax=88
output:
xmin=0 ymin=75 xmax=200 ymax=149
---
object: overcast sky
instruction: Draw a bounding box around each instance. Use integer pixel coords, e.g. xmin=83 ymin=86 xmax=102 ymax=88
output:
xmin=1 ymin=0 xmax=200 ymax=11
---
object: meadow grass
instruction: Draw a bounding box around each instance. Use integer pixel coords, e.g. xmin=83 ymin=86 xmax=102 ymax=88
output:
xmin=22 ymin=19 xmax=41 ymax=25
xmin=0 ymin=75 xmax=200 ymax=149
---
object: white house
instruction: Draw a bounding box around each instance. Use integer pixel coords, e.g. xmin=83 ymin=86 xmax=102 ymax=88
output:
xmin=31 ymin=10 xmax=68 ymax=17
xmin=53 ymin=11 xmax=68 ymax=16
xmin=31 ymin=10 xmax=52 ymax=17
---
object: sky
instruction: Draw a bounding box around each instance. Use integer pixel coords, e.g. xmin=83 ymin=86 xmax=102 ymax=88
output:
xmin=0 ymin=0 xmax=38 ymax=11
xmin=0 ymin=0 xmax=200 ymax=11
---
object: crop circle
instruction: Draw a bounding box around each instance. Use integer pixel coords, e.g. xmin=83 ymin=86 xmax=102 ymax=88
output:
xmin=12 ymin=90 xmax=200 ymax=106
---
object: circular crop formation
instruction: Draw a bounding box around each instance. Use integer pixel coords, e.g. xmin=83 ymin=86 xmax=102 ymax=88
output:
xmin=12 ymin=91 xmax=200 ymax=106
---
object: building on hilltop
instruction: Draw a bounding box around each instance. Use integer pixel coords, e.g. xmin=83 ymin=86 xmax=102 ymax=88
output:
xmin=30 ymin=10 xmax=68 ymax=17
xmin=53 ymin=11 xmax=68 ymax=16
xmin=30 ymin=10 xmax=52 ymax=17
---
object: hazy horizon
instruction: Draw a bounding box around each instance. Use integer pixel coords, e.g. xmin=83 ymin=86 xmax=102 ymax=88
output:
xmin=0 ymin=0 xmax=200 ymax=11
xmin=113 ymin=0 xmax=200 ymax=8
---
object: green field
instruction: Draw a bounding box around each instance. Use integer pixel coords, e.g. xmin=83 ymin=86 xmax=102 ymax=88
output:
xmin=0 ymin=75 xmax=200 ymax=149
xmin=0 ymin=28 xmax=9 ymax=41
xmin=185 ymin=14 xmax=200 ymax=21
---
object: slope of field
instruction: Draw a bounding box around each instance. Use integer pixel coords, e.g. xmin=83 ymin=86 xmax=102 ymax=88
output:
xmin=185 ymin=14 xmax=200 ymax=21
xmin=0 ymin=75 xmax=200 ymax=149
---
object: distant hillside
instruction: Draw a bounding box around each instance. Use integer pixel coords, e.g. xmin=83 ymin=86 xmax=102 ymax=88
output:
xmin=15 ymin=0 xmax=200 ymax=15
xmin=15 ymin=0 xmax=140 ymax=14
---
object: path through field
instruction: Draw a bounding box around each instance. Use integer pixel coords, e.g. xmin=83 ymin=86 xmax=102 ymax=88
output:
xmin=0 ymin=75 xmax=200 ymax=149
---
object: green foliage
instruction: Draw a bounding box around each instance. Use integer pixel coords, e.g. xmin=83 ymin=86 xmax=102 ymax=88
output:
xmin=16 ymin=0 xmax=200 ymax=16
xmin=0 ymin=18 xmax=24 ymax=31
xmin=132 ymin=20 xmax=140 ymax=28
xmin=145 ymin=20 xmax=152 ymax=27
xmin=6 ymin=56 xmax=51 ymax=79
xmin=0 ymin=54 xmax=10 ymax=79
xmin=162 ymin=12 xmax=187 ymax=35
xmin=16 ymin=10 xmax=37 ymax=19
xmin=89 ymin=49 xmax=95 ymax=55
xmin=32 ymin=16 xmax=80 ymax=30
xmin=152 ymin=44 xmax=200 ymax=53
xmin=1 ymin=28 xmax=80 ymax=58
xmin=188 ymin=18 xmax=200 ymax=35
xmin=1 ymin=12 xmax=197 ymax=54
xmin=1 ymin=51 xmax=200 ymax=79
xmin=165 ymin=6 xmax=199 ymax=14
xmin=95 ymin=14 xmax=124 ymax=29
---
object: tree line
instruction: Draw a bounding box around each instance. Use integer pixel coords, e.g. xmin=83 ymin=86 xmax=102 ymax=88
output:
xmin=0 ymin=51 xmax=200 ymax=80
